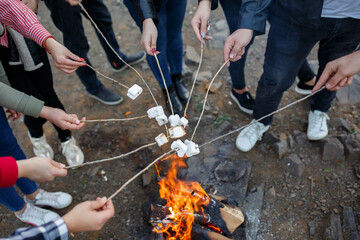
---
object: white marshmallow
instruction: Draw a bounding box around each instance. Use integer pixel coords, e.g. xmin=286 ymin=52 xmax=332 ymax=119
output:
xmin=155 ymin=114 xmax=168 ymax=126
xmin=168 ymin=114 xmax=181 ymax=127
xmin=147 ymin=106 xmax=164 ymax=119
xmin=171 ymin=140 xmax=188 ymax=157
xmin=127 ymin=84 xmax=143 ymax=100
xmin=169 ymin=126 xmax=186 ymax=139
xmin=180 ymin=117 xmax=189 ymax=128
xmin=155 ymin=133 xmax=168 ymax=147
xmin=184 ymin=140 xmax=200 ymax=157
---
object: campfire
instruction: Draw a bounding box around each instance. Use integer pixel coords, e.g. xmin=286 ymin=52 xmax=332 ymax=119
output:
xmin=146 ymin=155 xmax=245 ymax=240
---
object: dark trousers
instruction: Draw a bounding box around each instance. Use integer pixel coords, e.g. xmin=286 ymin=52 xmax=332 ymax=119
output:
xmin=44 ymin=0 xmax=125 ymax=94
xmin=219 ymin=0 xmax=315 ymax=91
xmin=124 ymin=0 xmax=186 ymax=89
xmin=0 ymin=109 xmax=38 ymax=211
xmin=0 ymin=46 xmax=71 ymax=142
xmin=254 ymin=12 xmax=360 ymax=125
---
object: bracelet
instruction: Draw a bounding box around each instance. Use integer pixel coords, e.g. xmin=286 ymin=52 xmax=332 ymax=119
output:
xmin=43 ymin=36 xmax=55 ymax=54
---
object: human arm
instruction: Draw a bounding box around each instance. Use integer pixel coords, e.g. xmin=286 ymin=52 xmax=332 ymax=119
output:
xmin=313 ymin=51 xmax=360 ymax=92
xmin=65 ymin=0 xmax=83 ymax=6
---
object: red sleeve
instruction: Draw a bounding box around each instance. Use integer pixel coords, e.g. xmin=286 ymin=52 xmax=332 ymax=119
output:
xmin=0 ymin=156 xmax=18 ymax=188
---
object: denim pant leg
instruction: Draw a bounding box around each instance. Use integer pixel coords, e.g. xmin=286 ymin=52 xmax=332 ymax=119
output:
xmin=219 ymin=0 xmax=255 ymax=90
xmin=165 ymin=0 xmax=186 ymax=75
xmin=311 ymin=18 xmax=360 ymax=112
xmin=44 ymin=0 xmax=102 ymax=94
xmin=254 ymin=14 xmax=317 ymax=125
xmin=123 ymin=0 xmax=173 ymax=89
xmin=82 ymin=0 xmax=125 ymax=65
xmin=0 ymin=109 xmax=37 ymax=212
xmin=298 ymin=60 xmax=316 ymax=83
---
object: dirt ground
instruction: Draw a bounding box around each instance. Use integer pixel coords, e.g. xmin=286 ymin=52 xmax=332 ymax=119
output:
xmin=1 ymin=0 xmax=359 ymax=239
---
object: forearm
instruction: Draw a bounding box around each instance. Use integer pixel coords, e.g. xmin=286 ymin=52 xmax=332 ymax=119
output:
xmin=0 ymin=82 xmax=44 ymax=117
xmin=0 ymin=0 xmax=51 ymax=47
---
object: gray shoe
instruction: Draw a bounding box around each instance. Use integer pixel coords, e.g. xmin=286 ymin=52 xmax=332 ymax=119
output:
xmin=88 ymin=85 xmax=123 ymax=105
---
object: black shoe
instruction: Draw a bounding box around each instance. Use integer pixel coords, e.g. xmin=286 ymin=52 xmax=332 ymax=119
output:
xmin=171 ymin=73 xmax=189 ymax=103
xmin=88 ymin=85 xmax=123 ymax=105
xmin=295 ymin=80 xmax=314 ymax=95
xmin=111 ymin=51 xmax=146 ymax=72
xmin=230 ymin=89 xmax=254 ymax=115
xmin=163 ymin=86 xmax=183 ymax=115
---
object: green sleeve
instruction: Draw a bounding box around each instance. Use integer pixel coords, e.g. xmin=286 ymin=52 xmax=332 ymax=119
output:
xmin=0 ymin=63 xmax=44 ymax=118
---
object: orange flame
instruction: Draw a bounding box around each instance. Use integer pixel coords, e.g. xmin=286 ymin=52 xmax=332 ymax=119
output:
xmin=154 ymin=155 xmax=210 ymax=239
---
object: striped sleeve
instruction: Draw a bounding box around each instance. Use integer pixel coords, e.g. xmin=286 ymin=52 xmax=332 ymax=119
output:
xmin=0 ymin=0 xmax=51 ymax=47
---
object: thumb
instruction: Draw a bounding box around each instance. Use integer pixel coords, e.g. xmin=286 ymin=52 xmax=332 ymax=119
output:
xmin=90 ymin=197 xmax=107 ymax=210
xmin=50 ymin=160 xmax=68 ymax=176
xmin=50 ymin=159 xmax=66 ymax=169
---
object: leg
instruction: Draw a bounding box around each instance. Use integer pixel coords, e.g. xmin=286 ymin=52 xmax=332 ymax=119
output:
xmin=295 ymin=59 xmax=317 ymax=95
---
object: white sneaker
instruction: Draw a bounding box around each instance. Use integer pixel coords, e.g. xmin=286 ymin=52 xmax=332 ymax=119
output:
xmin=16 ymin=203 xmax=59 ymax=226
xmin=28 ymin=132 xmax=54 ymax=159
xmin=25 ymin=189 xmax=72 ymax=209
xmin=61 ymin=137 xmax=84 ymax=166
xmin=307 ymin=110 xmax=329 ymax=140
xmin=236 ymin=120 xmax=270 ymax=152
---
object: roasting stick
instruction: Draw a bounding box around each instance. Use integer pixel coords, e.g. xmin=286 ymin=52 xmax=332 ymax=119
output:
xmin=80 ymin=115 xmax=148 ymax=123
xmin=77 ymin=1 xmax=159 ymax=106
xmin=153 ymin=52 xmax=174 ymax=115
xmin=198 ymin=86 xmax=326 ymax=148
xmin=106 ymin=150 xmax=176 ymax=202
xmin=190 ymin=58 xmax=230 ymax=141
xmin=64 ymin=142 xmax=157 ymax=169
xmin=84 ymin=63 xmax=129 ymax=89
xmin=183 ymin=35 xmax=205 ymax=117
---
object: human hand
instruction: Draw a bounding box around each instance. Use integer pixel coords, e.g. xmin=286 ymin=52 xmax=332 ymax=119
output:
xmin=191 ymin=0 xmax=213 ymax=43
xmin=17 ymin=157 xmax=67 ymax=182
xmin=313 ymin=51 xmax=360 ymax=92
xmin=224 ymin=29 xmax=253 ymax=67
xmin=39 ymin=106 xmax=85 ymax=130
xmin=44 ymin=37 xmax=86 ymax=74
xmin=63 ymin=197 xmax=115 ymax=233
xmin=141 ymin=19 xmax=160 ymax=56
xmin=21 ymin=0 xmax=38 ymax=12
xmin=65 ymin=0 xmax=82 ymax=6
xmin=6 ymin=109 xmax=21 ymax=121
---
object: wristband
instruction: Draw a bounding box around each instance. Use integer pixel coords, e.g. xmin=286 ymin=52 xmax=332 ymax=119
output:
xmin=43 ymin=36 xmax=56 ymax=54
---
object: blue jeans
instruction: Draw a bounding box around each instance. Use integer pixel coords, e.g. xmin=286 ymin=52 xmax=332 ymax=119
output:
xmin=124 ymin=0 xmax=186 ymax=89
xmin=44 ymin=0 xmax=125 ymax=94
xmin=0 ymin=109 xmax=38 ymax=212
xmin=254 ymin=12 xmax=360 ymax=125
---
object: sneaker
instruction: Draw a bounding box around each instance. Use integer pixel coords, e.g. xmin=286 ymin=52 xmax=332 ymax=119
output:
xmin=28 ymin=132 xmax=54 ymax=159
xmin=230 ymin=89 xmax=254 ymax=115
xmin=111 ymin=51 xmax=146 ymax=72
xmin=236 ymin=120 xmax=269 ymax=152
xmin=16 ymin=203 xmax=60 ymax=226
xmin=295 ymin=80 xmax=314 ymax=95
xmin=25 ymin=189 xmax=72 ymax=209
xmin=61 ymin=137 xmax=84 ymax=166
xmin=307 ymin=110 xmax=329 ymax=140
xmin=88 ymin=85 xmax=123 ymax=105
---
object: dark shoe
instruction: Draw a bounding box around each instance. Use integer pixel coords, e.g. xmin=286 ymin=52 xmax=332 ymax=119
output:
xmin=171 ymin=73 xmax=189 ymax=103
xmin=111 ymin=51 xmax=146 ymax=72
xmin=295 ymin=80 xmax=314 ymax=95
xmin=230 ymin=89 xmax=254 ymax=115
xmin=163 ymin=86 xmax=183 ymax=115
xmin=88 ymin=85 xmax=123 ymax=105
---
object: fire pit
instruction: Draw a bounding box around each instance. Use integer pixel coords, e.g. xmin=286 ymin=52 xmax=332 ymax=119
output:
xmin=144 ymin=155 xmax=246 ymax=240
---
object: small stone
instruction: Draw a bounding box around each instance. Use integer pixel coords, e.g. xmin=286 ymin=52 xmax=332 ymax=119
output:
xmin=213 ymin=19 xmax=227 ymax=31
xmin=142 ymin=172 xmax=152 ymax=186
xmin=203 ymin=157 xmax=219 ymax=170
xmin=273 ymin=139 xmax=288 ymax=159
xmin=205 ymin=81 xmax=223 ymax=93
xmin=308 ymin=221 xmax=316 ymax=236
xmin=351 ymin=232 xmax=360 ymax=240
xmin=194 ymin=71 xmax=213 ymax=82
xmin=288 ymin=135 xmax=294 ymax=149
xmin=215 ymin=159 xmax=247 ymax=182
xmin=214 ymin=121 xmax=233 ymax=135
xmin=87 ymin=166 xmax=101 ymax=177
xmin=343 ymin=206 xmax=357 ymax=231
xmin=330 ymin=118 xmax=351 ymax=132
xmin=185 ymin=45 xmax=200 ymax=64
xmin=293 ymin=130 xmax=309 ymax=145
xmin=257 ymin=143 xmax=268 ymax=154
xmin=281 ymin=154 xmax=305 ymax=177
xmin=268 ymin=186 xmax=276 ymax=198
xmin=323 ymin=213 xmax=344 ymax=240
xmin=263 ymin=132 xmax=280 ymax=144
xmin=322 ymin=137 xmax=345 ymax=162
xmin=344 ymin=139 xmax=360 ymax=161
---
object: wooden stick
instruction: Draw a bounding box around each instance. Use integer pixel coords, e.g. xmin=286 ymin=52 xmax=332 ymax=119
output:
xmin=80 ymin=115 xmax=148 ymax=123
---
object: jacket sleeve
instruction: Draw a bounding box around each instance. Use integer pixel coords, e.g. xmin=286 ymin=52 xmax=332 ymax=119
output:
xmin=0 ymin=156 xmax=18 ymax=188
xmin=237 ymin=0 xmax=271 ymax=35
xmin=133 ymin=0 xmax=159 ymax=25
